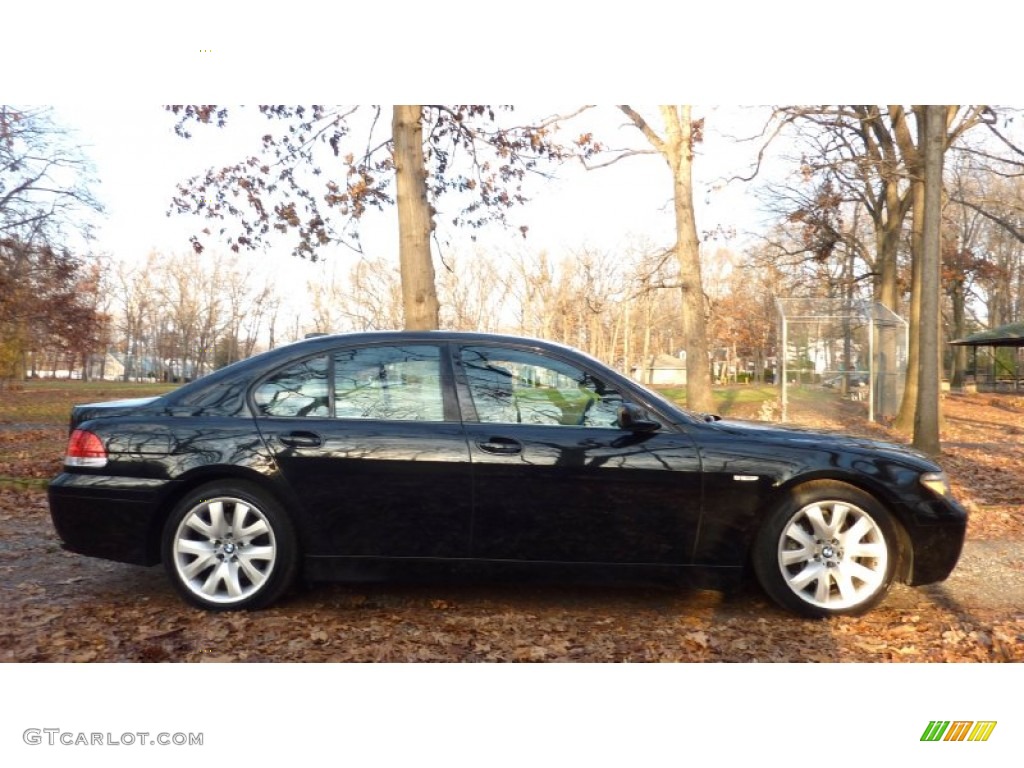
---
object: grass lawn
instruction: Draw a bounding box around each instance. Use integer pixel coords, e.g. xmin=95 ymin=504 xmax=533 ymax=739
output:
xmin=654 ymin=384 xmax=778 ymax=417
xmin=0 ymin=380 xmax=173 ymax=424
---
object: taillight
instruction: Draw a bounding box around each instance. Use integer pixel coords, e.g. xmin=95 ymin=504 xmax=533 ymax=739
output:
xmin=65 ymin=429 xmax=108 ymax=468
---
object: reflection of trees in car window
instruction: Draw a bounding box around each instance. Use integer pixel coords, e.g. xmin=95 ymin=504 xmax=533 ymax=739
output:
xmin=254 ymin=346 xmax=444 ymax=421
xmin=253 ymin=356 xmax=330 ymax=417
xmin=461 ymin=346 xmax=621 ymax=427
xmin=334 ymin=345 xmax=443 ymax=421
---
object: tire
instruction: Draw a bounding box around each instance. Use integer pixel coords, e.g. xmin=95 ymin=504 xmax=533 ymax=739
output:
xmin=162 ymin=480 xmax=298 ymax=610
xmin=752 ymin=481 xmax=899 ymax=618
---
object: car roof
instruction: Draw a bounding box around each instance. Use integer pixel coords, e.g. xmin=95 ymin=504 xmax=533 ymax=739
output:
xmin=264 ymin=330 xmax=597 ymax=361
xmin=161 ymin=330 xmax=615 ymax=407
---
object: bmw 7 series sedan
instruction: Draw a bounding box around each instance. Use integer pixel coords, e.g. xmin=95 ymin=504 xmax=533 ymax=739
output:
xmin=48 ymin=332 xmax=967 ymax=617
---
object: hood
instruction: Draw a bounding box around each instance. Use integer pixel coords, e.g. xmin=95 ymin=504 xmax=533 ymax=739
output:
xmin=707 ymin=418 xmax=939 ymax=468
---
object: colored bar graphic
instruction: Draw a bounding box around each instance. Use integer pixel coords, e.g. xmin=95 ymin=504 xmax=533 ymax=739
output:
xmin=967 ymin=722 xmax=997 ymax=742
xmin=944 ymin=721 xmax=973 ymax=741
xmin=921 ymin=720 xmax=996 ymax=742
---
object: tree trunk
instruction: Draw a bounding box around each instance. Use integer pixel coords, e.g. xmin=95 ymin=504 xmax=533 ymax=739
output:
xmin=615 ymin=106 xmax=714 ymax=412
xmin=912 ymin=105 xmax=945 ymax=456
xmin=875 ymin=195 xmax=904 ymax=313
xmin=949 ymin=280 xmax=967 ymax=389
xmin=392 ymin=105 xmax=440 ymax=331
xmin=663 ymin=106 xmax=715 ymax=413
xmin=641 ymin=296 xmax=653 ymax=385
xmin=893 ymin=177 xmax=924 ymax=433
xmin=891 ymin=115 xmax=922 ymax=431
xmin=875 ymin=184 xmax=909 ymax=418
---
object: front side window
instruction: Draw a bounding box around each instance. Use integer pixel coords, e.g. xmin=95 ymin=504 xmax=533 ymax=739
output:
xmin=460 ymin=346 xmax=622 ymax=427
xmin=253 ymin=345 xmax=444 ymax=421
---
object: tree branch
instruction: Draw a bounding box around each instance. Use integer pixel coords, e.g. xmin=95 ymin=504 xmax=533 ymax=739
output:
xmin=618 ymin=106 xmax=665 ymax=155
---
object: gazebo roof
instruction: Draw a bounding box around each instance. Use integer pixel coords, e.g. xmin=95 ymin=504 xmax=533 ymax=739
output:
xmin=950 ymin=321 xmax=1024 ymax=347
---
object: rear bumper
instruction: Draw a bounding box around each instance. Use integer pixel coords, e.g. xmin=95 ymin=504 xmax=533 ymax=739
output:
xmin=48 ymin=473 xmax=171 ymax=566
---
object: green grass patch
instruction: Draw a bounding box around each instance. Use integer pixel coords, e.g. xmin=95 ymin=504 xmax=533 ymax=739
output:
xmin=0 ymin=380 xmax=173 ymax=425
xmin=0 ymin=475 xmax=49 ymax=489
xmin=785 ymin=385 xmax=843 ymax=405
xmin=652 ymin=384 xmax=778 ymax=416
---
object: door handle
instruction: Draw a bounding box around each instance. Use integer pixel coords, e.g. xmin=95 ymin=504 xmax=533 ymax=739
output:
xmin=477 ymin=437 xmax=523 ymax=455
xmin=279 ymin=431 xmax=324 ymax=448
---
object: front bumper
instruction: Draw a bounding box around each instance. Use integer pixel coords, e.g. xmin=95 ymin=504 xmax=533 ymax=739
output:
xmin=904 ymin=496 xmax=969 ymax=586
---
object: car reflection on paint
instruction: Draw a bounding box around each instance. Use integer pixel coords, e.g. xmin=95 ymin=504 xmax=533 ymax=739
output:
xmin=48 ymin=332 xmax=967 ymax=617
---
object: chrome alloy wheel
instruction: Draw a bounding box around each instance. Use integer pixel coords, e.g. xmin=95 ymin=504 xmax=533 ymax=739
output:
xmin=171 ymin=496 xmax=278 ymax=605
xmin=777 ymin=499 xmax=889 ymax=611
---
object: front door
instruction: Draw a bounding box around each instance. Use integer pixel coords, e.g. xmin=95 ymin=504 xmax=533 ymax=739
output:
xmin=455 ymin=344 xmax=702 ymax=565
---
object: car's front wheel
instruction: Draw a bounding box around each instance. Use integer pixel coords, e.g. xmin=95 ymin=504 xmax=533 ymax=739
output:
xmin=752 ymin=481 xmax=899 ymax=618
xmin=162 ymin=481 xmax=297 ymax=610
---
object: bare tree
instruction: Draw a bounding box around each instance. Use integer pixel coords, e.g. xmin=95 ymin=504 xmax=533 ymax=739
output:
xmin=218 ymin=255 xmax=278 ymax=365
xmin=437 ymin=250 xmax=509 ymax=333
xmin=584 ymin=106 xmax=714 ymax=412
xmin=765 ymin=105 xmax=997 ymax=428
xmin=0 ymin=106 xmax=102 ymax=245
xmin=306 ymin=256 xmax=404 ymax=333
xmin=0 ymin=106 xmax=105 ymax=383
xmin=167 ymin=105 xmax=598 ymax=331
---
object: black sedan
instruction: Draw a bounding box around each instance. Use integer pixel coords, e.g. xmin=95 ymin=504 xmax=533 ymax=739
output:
xmin=48 ymin=332 xmax=967 ymax=617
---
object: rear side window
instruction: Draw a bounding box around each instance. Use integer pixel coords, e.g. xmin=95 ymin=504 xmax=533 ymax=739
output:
xmin=334 ymin=345 xmax=443 ymax=421
xmin=253 ymin=345 xmax=444 ymax=421
xmin=253 ymin=356 xmax=330 ymax=417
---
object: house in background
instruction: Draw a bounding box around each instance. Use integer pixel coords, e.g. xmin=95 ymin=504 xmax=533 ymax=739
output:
xmin=86 ymin=353 xmax=166 ymax=381
xmin=634 ymin=353 xmax=687 ymax=386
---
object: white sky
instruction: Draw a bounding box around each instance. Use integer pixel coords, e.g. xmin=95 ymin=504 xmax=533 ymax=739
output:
xmin=43 ymin=103 xmax=781 ymax=337
xmin=11 ymin=2 xmax=1016 ymax=314
xmin=52 ymin=104 xmax=772 ymax=256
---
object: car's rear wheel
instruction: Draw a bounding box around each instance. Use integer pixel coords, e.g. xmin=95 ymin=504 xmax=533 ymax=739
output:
xmin=752 ymin=481 xmax=899 ymax=618
xmin=162 ymin=481 xmax=297 ymax=610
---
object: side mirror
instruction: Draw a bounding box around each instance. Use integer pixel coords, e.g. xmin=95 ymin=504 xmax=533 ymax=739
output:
xmin=618 ymin=404 xmax=661 ymax=433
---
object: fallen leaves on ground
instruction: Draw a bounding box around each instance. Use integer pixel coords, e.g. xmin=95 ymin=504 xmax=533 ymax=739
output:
xmin=0 ymin=391 xmax=1020 ymax=662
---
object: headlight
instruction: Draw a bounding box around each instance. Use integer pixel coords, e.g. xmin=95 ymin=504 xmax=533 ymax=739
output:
xmin=920 ymin=471 xmax=951 ymax=498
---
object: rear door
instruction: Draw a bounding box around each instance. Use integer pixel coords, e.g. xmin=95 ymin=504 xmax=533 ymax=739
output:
xmin=253 ymin=342 xmax=473 ymax=559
